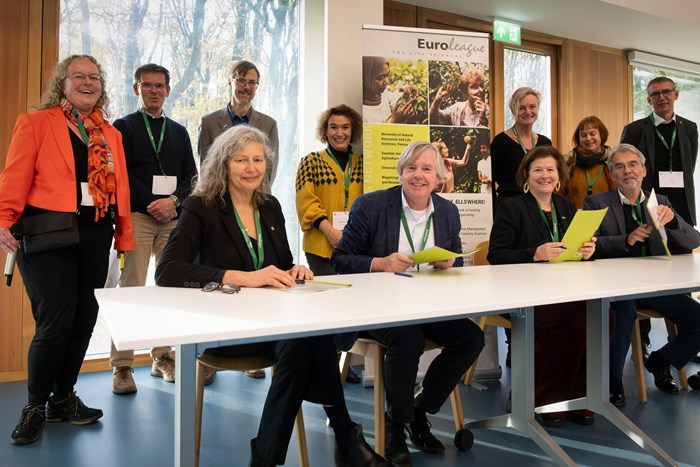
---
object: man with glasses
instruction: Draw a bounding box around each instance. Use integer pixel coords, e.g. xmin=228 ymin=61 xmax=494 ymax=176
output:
xmin=110 ymin=63 xmax=198 ymax=394
xmin=584 ymin=144 xmax=700 ymax=406
xmin=198 ymin=60 xmax=279 ymax=193
xmin=620 ymin=77 xmax=700 ymax=367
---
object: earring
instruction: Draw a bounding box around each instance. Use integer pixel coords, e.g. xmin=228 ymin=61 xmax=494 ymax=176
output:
xmin=555 ymin=181 xmax=561 ymax=191
xmin=523 ymin=182 xmax=529 ymax=193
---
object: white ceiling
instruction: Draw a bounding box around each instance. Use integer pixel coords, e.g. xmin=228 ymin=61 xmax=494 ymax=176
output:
xmin=402 ymin=0 xmax=700 ymax=65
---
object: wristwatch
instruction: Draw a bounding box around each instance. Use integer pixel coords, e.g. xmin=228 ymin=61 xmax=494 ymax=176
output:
xmin=169 ymin=195 xmax=181 ymax=207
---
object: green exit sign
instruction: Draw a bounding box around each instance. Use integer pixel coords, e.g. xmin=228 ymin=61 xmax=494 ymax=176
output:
xmin=493 ymin=19 xmax=521 ymax=45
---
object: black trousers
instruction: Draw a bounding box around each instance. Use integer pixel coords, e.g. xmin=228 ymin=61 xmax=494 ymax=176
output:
xmin=17 ymin=223 xmax=113 ymax=404
xmin=305 ymin=252 xmax=336 ymax=276
xmin=364 ymin=318 xmax=484 ymax=423
xmin=205 ymin=335 xmax=344 ymax=465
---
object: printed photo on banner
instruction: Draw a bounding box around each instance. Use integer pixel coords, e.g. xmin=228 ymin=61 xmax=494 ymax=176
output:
xmin=362 ymin=57 xmax=428 ymax=125
xmin=430 ymin=127 xmax=490 ymax=194
xmin=428 ymin=61 xmax=489 ymax=128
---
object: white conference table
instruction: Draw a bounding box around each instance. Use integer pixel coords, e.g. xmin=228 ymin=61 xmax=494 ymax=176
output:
xmin=96 ymin=255 xmax=700 ymax=467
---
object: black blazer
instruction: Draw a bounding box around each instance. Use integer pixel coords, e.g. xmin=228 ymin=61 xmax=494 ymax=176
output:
xmin=155 ymin=192 xmax=294 ymax=288
xmin=488 ymin=192 xmax=577 ymax=265
xmin=584 ymin=189 xmax=700 ymax=257
xmin=620 ymin=115 xmax=698 ymax=225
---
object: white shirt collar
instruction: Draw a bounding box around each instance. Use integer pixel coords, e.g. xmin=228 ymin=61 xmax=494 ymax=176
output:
xmin=400 ymin=190 xmax=435 ymax=220
xmin=140 ymin=107 xmax=165 ymax=119
xmin=617 ymin=189 xmax=646 ymax=206
xmin=652 ymin=112 xmax=676 ymax=126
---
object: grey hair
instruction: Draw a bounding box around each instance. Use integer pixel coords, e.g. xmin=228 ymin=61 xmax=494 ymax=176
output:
xmin=607 ymin=143 xmax=646 ymax=172
xmin=509 ymin=86 xmax=541 ymax=117
xmin=192 ymin=126 xmax=271 ymax=207
xmin=396 ymin=141 xmax=445 ymax=182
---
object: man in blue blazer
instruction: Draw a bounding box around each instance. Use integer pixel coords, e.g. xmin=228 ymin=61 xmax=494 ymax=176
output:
xmin=333 ymin=141 xmax=484 ymax=466
xmin=584 ymin=144 xmax=700 ymax=405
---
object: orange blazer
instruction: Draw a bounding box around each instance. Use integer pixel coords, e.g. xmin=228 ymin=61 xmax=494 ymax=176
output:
xmin=0 ymin=106 xmax=134 ymax=251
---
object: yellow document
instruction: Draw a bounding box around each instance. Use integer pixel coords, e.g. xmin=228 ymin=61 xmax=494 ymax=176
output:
xmin=549 ymin=208 xmax=608 ymax=263
xmin=409 ymin=246 xmax=481 ymax=264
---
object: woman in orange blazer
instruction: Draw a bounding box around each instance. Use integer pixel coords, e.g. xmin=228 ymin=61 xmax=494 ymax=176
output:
xmin=0 ymin=55 xmax=133 ymax=446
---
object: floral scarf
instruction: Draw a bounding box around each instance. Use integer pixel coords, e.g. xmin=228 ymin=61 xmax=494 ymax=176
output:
xmin=61 ymin=99 xmax=116 ymax=221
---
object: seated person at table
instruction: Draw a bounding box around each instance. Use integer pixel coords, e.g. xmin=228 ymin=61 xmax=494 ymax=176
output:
xmin=487 ymin=146 xmax=598 ymax=426
xmin=584 ymin=143 xmax=700 ymax=404
xmin=155 ymin=126 xmax=389 ymax=467
xmin=332 ymin=141 xmax=484 ymax=466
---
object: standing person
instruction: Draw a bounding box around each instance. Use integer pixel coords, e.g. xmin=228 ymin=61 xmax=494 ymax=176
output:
xmin=488 ymin=146 xmax=598 ymax=425
xmin=296 ymin=105 xmax=363 ymax=276
xmin=477 ymin=144 xmax=492 ymax=195
xmin=198 ymin=60 xmax=279 ymax=193
xmin=155 ymin=125 xmax=389 ymax=467
xmin=109 ymin=64 xmax=199 ymax=394
xmin=332 ymin=142 xmax=484 ymax=466
xmin=491 ymin=87 xmax=552 ymax=208
xmin=562 ymin=116 xmax=615 ymax=209
xmin=584 ymin=144 xmax=700 ymax=405
xmin=0 ymin=55 xmax=134 ymax=445
xmin=429 ymin=69 xmax=489 ymax=127
xmin=433 ymin=139 xmax=471 ymax=194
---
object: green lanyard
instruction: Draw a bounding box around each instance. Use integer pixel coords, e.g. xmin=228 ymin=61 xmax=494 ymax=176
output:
xmin=536 ymin=202 xmax=559 ymax=242
xmin=512 ymin=125 xmax=536 ymax=154
xmin=233 ymin=206 xmax=264 ymax=270
xmin=630 ymin=195 xmax=647 ymax=257
xmin=325 ymin=147 xmax=353 ymax=211
xmin=585 ymin=165 xmax=606 ymax=195
xmin=75 ymin=117 xmax=90 ymax=145
xmin=400 ymin=209 xmax=433 ymax=270
xmin=141 ymin=110 xmax=167 ymax=175
xmin=649 ymin=113 xmax=677 ymax=171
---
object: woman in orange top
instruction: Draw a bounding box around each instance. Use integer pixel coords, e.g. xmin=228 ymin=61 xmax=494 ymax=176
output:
xmin=0 ymin=55 xmax=133 ymax=446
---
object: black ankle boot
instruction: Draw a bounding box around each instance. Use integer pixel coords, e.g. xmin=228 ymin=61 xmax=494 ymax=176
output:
xmin=334 ymin=423 xmax=392 ymax=467
xmin=249 ymin=438 xmax=276 ymax=467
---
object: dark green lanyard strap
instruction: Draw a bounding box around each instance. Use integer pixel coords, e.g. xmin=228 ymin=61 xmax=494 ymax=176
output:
xmin=75 ymin=116 xmax=90 ymax=145
xmin=536 ymin=202 xmax=559 ymax=242
xmin=512 ymin=125 xmax=536 ymax=155
xmin=325 ymin=147 xmax=353 ymax=211
xmin=649 ymin=113 xmax=677 ymax=172
xmin=630 ymin=195 xmax=647 ymax=257
xmin=141 ymin=110 xmax=167 ymax=175
xmin=400 ymin=209 xmax=433 ymax=256
xmin=585 ymin=165 xmax=606 ymax=195
xmin=233 ymin=206 xmax=264 ymax=270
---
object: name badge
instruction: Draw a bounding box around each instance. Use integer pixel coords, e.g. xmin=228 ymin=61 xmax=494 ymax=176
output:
xmin=658 ymin=171 xmax=684 ymax=188
xmin=153 ymin=175 xmax=177 ymax=195
xmin=80 ymin=182 xmax=94 ymax=206
xmin=332 ymin=211 xmax=350 ymax=231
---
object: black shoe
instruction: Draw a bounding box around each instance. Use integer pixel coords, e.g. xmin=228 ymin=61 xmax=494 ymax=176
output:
xmin=644 ymin=352 xmax=679 ymax=394
xmin=689 ymin=373 xmax=700 ymax=391
xmin=609 ymin=377 xmax=626 ymax=407
xmin=385 ymin=413 xmax=412 ymax=467
xmin=567 ymin=410 xmax=595 ymax=426
xmin=46 ymin=392 xmax=103 ymax=425
xmin=346 ymin=366 xmax=362 ymax=385
xmin=249 ymin=438 xmax=276 ymax=466
xmin=691 ymin=353 xmax=700 ymax=364
xmin=407 ymin=407 xmax=444 ymax=454
xmin=334 ymin=423 xmax=391 ymax=467
xmin=10 ymin=403 xmax=46 ymax=445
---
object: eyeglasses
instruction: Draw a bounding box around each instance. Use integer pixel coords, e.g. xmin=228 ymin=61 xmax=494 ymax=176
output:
xmin=648 ymin=88 xmax=676 ymax=99
xmin=138 ymin=82 xmax=168 ymax=91
xmin=612 ymin=161 xmax=642 ymax=172
xmin=234 ymin=78 xmax=259 ymax=88
xmin=69 ymin=73 xmax=101 ymax=83
xmin=201 ymin=282 xmax=241 ymax=294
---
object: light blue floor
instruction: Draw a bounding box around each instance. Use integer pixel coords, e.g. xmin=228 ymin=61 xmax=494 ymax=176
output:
xmin=1 ymin=328 xmax=699 ymax=467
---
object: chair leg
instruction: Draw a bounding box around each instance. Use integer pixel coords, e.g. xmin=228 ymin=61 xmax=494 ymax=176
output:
xmin=463 ymin=316 xmax=489 ymax=385
xmin=450 ymin=385 xmax=464 ymax=432
xmin=295 ymin=408 xmax=309 ymax=467
xmin=631 ymin=318 xmax=648 ymax=403
xmin=373 ymin=347 xmax=386 ymax=455
xmin=663 ymin=319 xmax=689 ymax=389
xmin=195 ymin=361 xmax=206 ymax=467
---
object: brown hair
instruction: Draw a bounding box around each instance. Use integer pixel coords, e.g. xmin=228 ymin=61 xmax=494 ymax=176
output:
xmin=515 ymin=146 xmax=568 ymax=191
xmin=316 ymin=104 xmax=363 ymax=145
xmin=571 ymin=116 xmax=609 ymax=148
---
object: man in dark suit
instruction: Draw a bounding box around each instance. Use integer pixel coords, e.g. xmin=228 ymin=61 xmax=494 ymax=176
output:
xmin=198 ymin=60 xmax=279 ymax=193
xmin=332 ymin=141 xmax=484 ymax=467
xmin=584 ymin=144 xmax=700 ymax=405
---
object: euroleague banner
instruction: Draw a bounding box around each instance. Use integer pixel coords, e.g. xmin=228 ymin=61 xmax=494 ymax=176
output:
xmin=361 ymin=25 xmax=492 ymax=260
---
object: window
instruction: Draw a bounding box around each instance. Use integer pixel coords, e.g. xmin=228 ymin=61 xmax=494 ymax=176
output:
xmin=59 ymin=0 xmax=300 ymax=356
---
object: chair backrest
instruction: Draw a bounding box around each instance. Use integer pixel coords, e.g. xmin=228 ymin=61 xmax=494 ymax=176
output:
xmin=473 ymin=240 xmax=489 ymax=266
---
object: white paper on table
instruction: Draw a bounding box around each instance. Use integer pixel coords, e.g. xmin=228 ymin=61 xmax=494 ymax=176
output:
xmin=645 ymin=189 xmax=672 ymax=258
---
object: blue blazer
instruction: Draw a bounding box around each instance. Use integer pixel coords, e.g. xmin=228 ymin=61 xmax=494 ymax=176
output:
xmin=332 ymin=185 xmax=463 ymax=274
xmin=584 ymin=189 xmax=700 ymax=257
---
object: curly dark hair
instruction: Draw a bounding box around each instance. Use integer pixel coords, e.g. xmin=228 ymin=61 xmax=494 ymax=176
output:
xmin=315 ymin=104 xmax=362 ymax=145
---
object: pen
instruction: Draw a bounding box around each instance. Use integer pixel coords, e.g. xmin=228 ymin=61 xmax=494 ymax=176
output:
xmin=394 ymin=272 xmax=414 ymax=278
xmin=119 ymin=251 xmax=125 ymax=270
xmin=295 ymin=279 xmax=353 ymax=287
